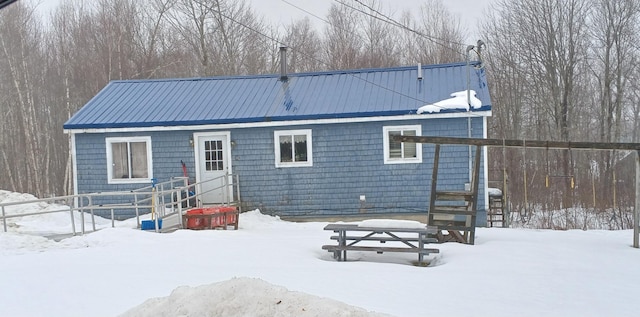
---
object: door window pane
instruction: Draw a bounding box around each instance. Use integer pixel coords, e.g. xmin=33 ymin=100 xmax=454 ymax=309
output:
xmin=204 ymin=140 xmax=224 ymax=171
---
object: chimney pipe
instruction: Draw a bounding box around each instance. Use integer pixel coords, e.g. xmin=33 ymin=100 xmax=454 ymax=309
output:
xmin=279 ymin=46 xmax=288 ymax=81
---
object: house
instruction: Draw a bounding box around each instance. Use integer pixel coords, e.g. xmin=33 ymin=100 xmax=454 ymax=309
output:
xmin=63 ymin=60 xmax=492 ymax=223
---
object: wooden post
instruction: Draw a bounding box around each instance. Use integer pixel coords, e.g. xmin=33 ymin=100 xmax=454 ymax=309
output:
xmin=634 ymin=150 xmax=639 ymax=248
xmin=428 ymin=144 xmax=441 ymax=219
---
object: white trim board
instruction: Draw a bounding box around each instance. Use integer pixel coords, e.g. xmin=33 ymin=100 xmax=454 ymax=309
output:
xmin=64 ymin=111 xmax=492 ymax=134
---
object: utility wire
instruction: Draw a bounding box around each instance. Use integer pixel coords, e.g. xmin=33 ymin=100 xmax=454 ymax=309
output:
xmin=344 ymin=0 xmax=468 ymax=59
xmin=280 ymin=0 xmax=332 ymax=26
xmin=203 ymin=1 xmax=487 ymax=116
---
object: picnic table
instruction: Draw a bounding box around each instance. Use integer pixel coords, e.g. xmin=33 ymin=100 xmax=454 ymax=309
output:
xmin=322 ymin=220 xmax=439 ymax=265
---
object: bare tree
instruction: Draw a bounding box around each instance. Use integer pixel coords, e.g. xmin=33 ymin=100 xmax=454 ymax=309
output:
xmin=322 ymin=3 xmax=363 ymax=70
xmin=399 ymin=0 xmax=465 ymax=65
xmin=353 ymin=0 xmax=400 ymax=68
xmin=131 ymin=0 xmax=176 ymax=78
xmin=586 ymin=0 xmax=639 ymax=208
xmin=481 ymin=0 xmax=591 ymax=213
xmin=0 ymin=1 xmax=49 ymax=197
xmin=282 ymin=18 xmax=323 ymax=73
xmin=589 ymin=0 xmax=638 ymax=142
xmin=166 ymin=0 xmax=270 ymax=76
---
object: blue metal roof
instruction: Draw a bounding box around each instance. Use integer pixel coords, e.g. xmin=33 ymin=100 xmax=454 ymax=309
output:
xmin=63 ymin=62 xmax=491 ymax=130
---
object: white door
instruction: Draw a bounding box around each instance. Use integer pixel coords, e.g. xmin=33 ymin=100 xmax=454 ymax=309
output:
xmin=194 ymin=132 xmax=232 ymax=205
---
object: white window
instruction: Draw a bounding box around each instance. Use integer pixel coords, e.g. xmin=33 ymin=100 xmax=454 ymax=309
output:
xmin=383 ymin=125 xmax=422 ymax=164
xmin=274 ymin=129 xmax=312 ymax=167
xmin=106 ymin=137 xmax=153 ymax=184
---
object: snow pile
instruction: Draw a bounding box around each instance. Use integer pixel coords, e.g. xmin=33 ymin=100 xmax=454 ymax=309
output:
xmin=0 ymin=190 xmax=52 ymax=215
xmin=417 ymin=90 xmax=482 ymax=114
xmin=358 ymin=219 xmax=426 ymax=229
xmin=0 ymin=190 xmax=116 ymax=235
xmin=487 ymin=187 xmax=503 ymax=197
xmin=119 ymin=277 xmax=391 ymax=317
xmin=237 ymin=209 xmax=284 ymax=229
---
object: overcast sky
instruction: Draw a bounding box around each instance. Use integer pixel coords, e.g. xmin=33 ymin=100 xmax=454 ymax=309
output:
xmin=36 ymin=0 xmax=493 ymax=43
xmin=251 ymin=0 xmax=493 ymax=43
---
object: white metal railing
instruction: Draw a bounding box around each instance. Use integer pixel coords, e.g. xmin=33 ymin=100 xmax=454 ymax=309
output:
xmin=0 ymin=173 xmax=241 ymax=236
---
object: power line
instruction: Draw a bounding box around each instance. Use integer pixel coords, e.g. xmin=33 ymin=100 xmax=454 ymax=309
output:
xmin=203 ymin=1 xmax=487 ymax=116
xmin=343 ymin=0 xmax=468 ymax=59
xmin=280 ymin=0 xmax=332 ymax=26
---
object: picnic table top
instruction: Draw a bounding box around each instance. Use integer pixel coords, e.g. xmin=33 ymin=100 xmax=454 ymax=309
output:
xmin=324 ymin=223 xmax=437 ymax=234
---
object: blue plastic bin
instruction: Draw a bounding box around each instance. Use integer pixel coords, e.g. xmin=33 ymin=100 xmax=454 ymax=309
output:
xmin=141 ymin=219 xmax=162 ymax=230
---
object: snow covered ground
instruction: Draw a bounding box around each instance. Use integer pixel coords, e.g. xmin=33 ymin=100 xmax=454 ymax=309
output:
xmin=1 ymin=190 xmax=640 ymax=317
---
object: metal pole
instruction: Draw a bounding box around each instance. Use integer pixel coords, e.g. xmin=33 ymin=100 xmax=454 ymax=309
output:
xmin=235 ymin=174 xmax=241 ymax=212
xmin=89 ymin=196 xmax=96 ymax=231
xmin=466 ymin=47 xmax=473 ymax=185
xmin=225 ymin=172 xmax=230 ymax=205
xmin=177 ymin=189 xmax=183 ymax=229
xmin=79 ymin=196 xmax=85 ymax=235
xmin=134 ymin=193 xmax=140 ymax=228
xmin=2 ymin=206 xmax=7 ymax=232
xmin=68 ymin=198 xmax=77 ymax=236
xmin=634 ymin=150 xmax=639 ymax=248
xmin=502 ymin=139 xmax=509 ymax=228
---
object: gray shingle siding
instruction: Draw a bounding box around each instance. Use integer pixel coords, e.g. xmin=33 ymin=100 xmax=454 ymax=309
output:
xmin=74 ymin=116 xmax=486 ymax=222
xmin=232 ymin=117 xmax=485 ymax=219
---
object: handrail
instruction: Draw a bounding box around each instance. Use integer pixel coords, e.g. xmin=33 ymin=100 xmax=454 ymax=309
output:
xmin=0 ymin=173 xmax=241 ymax=235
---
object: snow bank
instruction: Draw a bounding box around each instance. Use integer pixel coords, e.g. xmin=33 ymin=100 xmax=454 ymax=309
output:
xmin=119 ymin=277 xmax=391 ymax=317
xmin=0 ymin=190 xmax=122 ymax=235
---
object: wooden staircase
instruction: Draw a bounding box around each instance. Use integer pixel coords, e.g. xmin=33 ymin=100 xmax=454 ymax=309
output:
xmin=427 ymin=144 xmax=481 ymax=244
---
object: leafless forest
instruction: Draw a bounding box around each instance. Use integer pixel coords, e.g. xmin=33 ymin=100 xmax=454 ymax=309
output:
xmin=0 ymin=0 xmax=638 ymax=226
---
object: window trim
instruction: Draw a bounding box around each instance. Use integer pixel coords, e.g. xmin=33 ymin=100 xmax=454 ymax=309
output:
xmin=383 ymin=125 xmax=422 ymax=164
xmin=274 ymin=129 xmax=313 ymax=168
xmin=106 ymin=136 xmax=153 ymax=184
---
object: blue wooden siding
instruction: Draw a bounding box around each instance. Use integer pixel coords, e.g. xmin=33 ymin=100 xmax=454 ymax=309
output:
xmin=74 ymin=117 xmax=485 ymax=222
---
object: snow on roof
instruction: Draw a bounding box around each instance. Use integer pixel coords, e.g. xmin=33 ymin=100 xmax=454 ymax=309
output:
xmin=417 ymin=90 xmax=482 ymax=114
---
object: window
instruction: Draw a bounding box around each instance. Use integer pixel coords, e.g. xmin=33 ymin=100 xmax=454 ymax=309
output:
xmin=383 ymin=125 xmax=422 ymax=164
xmin=106 ymin=137 xmax=153 ymax=183
xmin=274 ymin=129 xmax=312 ymax=167
xmin=204 ymin=139 xmax=224 ymax=171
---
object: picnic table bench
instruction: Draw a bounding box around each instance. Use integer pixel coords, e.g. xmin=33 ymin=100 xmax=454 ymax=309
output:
xmin=322 ymin=222 xmax=439 ymax=265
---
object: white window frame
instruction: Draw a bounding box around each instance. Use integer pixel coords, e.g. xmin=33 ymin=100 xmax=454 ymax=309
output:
xmin=106 ymin=136 xmax=153 ymax=184
xmin=274 ymin=129 xmax=313 ymax=168
xmin=383 ymin=125 xmax=422 ymax=164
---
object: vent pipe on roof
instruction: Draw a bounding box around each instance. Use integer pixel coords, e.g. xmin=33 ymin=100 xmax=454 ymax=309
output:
xmin=417 ymin=63 xmax=422 ymax=80
xmin=279 ymin=46 xmax=288 ymax=81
